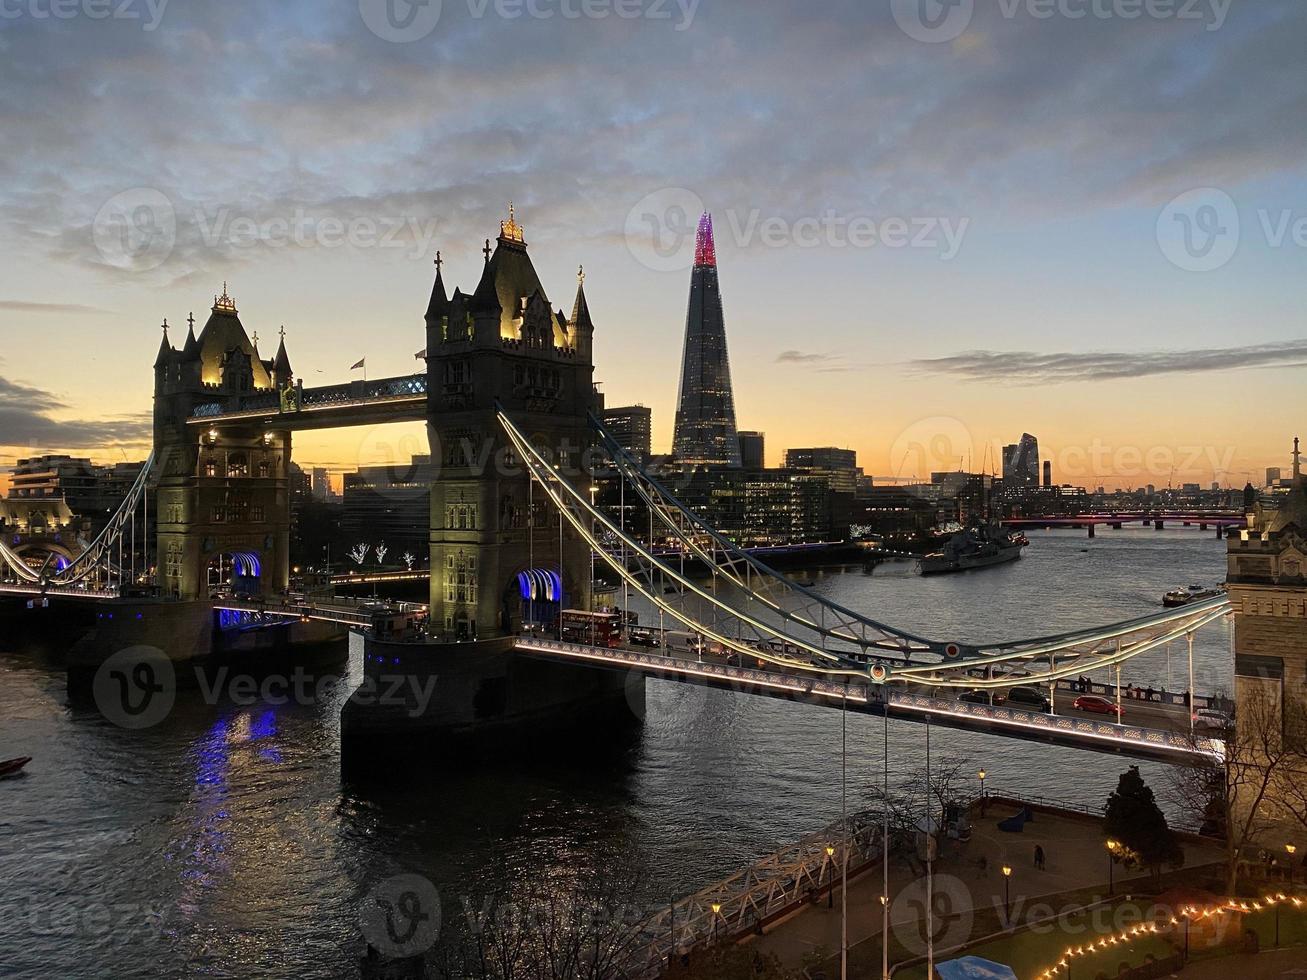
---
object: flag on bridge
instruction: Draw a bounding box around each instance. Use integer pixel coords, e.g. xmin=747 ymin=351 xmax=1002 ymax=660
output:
xmin=350 ymin=357 xmax=365 ymax=370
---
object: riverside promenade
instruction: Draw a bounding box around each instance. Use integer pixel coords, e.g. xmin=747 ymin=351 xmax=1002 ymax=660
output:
xmin=740 ymin=797 xmax=1225 ymax=976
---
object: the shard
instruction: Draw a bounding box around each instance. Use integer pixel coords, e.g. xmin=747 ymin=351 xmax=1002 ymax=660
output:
xmin=672 ymin=213 xmax=742 ymax=467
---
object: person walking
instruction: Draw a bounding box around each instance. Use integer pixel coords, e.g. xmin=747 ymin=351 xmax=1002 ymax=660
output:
xmin=1034 ymin=844 xmax=1046 ymax=871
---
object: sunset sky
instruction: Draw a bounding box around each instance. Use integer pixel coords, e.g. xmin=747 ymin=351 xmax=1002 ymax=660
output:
xmin=1 ymin=0 xmax=1305 ymax=490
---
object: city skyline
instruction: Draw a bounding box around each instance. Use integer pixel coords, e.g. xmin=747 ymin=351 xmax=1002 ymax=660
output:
xmin=2 ymin=2 xmax=1306 ymax=488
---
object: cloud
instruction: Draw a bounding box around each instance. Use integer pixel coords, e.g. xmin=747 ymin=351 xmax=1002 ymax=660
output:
xmin=0 ymin=300 xmax=114 ymax=315
xmin=907 ymin=341 xmax=1307 ymax=386
xmin=776 ymin=349 xmax=837 ymax=364
xmin=0 ymin=375 xmax=151 ymax=451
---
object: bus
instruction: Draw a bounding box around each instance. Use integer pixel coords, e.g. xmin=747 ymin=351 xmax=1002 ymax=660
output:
xmin=560 ymin=609 xmax=623 ymax=648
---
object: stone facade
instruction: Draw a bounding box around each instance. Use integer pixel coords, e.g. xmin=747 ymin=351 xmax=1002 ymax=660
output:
xmin=153 ymin=290 xmax=294 ymax=600
xmin=423 ymin=214 xmax=597 ymax=639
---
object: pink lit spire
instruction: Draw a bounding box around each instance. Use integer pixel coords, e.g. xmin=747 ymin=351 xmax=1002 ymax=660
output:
xmin=694 ymin=212 xmax=716 ymax=267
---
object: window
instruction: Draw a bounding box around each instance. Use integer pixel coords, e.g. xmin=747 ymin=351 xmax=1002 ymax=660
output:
xmin=257 ymin=459 xmax=271 ymax=479
xmin=203 ymin=458 xmax=217 ymax=478
xmin=227 ymin=453 xmax=249 ymax=478
xmin=212 ymin=507 xmax=225 ymax=523
xmin=251 ymin=506 xmax=265 ymax=521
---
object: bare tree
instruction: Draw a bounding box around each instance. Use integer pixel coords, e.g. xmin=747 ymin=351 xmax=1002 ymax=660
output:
xmin=402 ymin=551 xmax=416 ymax=570
xmin=374 ymin=542 xmax=389 ymax=566
xmin=1168 ymin=685 xmax=1307 ymax=892
xmin=348 ymin=542 xmax=370 ymax=566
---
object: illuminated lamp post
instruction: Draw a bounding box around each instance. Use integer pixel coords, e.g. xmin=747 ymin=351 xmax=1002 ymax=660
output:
xmin=826 ymin=845 xmax=836 ymax=908
xmin=710 ymin=901 xmax=721 ymax=943
xmin=1002 ymin=865 xmax=1012 ymax=920
xmin=1106 ymin=840 xmax=1118 ymax=895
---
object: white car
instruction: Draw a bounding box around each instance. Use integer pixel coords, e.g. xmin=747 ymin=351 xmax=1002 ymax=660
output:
xmin=1193 ymin=708 xmax=1233 ymax=732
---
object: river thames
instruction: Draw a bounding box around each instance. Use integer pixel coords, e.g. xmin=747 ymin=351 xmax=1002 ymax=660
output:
xmin=0 ymin=527 xmax=1229 ymax=978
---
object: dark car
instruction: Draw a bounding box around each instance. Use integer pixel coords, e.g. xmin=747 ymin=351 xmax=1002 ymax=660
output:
xmin=628 ymin=629 xmax=660 ymax=648
xmin=1006 ymin=685 xmax=1051 ymax=712
xmin=958 ymin=689 xmax=1002 ymax=706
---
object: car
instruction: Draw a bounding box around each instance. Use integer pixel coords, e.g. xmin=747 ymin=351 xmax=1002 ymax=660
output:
xmin=1193 ymin=708 xmax=1233 ymax=732
xmin=958 ymin=689 xmax=1001 ymax=706
xmin=1073 ymin=694 xmax=1123 ymax=717
xmin=1006 ymin=685 xmax=1051 ymax=712
xmin=628 ymin=628 xmax=660 ymax=648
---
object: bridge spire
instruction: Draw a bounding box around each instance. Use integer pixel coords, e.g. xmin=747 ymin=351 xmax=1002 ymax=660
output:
xmin=425 ymin=249 xmax=450 ymax=326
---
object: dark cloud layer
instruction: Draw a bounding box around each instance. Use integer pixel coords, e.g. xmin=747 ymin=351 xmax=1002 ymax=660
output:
xmin=908 ymin=341 xmax=1307 ymax=386
xmin=0 ymin=1 xmax=1304 ymax=282
xmin=0 ymin=375 xmax=151 ymax=449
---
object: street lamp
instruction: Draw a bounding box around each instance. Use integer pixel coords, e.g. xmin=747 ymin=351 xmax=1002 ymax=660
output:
xmin=978 ymin=769 xmax=987 ymax=814
xmin=710 ymin=901 xmax=721 ymax=943
xmin=1002 ymin=865 xmax=1012 ymax=920
xmin=1288 ymin=843 xmax=1297 ymax=886
xmin=1106 ymin=840 xmax=1118 ymax=895
xmin=826 ymin=845 xmax=836 ymax=908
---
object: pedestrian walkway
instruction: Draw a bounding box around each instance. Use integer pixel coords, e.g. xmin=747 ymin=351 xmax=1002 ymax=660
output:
xmin=743 ymin=802 xmax=1224 ymax=973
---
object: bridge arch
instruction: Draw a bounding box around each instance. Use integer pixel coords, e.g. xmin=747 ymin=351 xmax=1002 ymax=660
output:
xmin=204 ymin=549 xmax=264 ymax=599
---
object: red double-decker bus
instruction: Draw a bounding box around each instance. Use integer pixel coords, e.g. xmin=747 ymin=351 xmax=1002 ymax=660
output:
xmin=560 ymin=610 xmax=623 ymax=647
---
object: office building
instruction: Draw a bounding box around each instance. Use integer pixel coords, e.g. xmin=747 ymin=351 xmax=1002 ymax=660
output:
xmin=601 ymin=405 xmax=653 ymax=463
xmin=737 ymin=431 xmax=765 ymax=469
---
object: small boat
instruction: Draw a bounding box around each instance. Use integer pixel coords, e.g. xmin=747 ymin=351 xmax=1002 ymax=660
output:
xmin=0 ymin=757 xmax=32 ymax=779
xmin=1163 ymin=584 xmax=1225 ymax=608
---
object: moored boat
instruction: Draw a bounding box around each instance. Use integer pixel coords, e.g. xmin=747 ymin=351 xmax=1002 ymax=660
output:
xmin=919 ymin=526 xmax=1027 ymax=576
xmin=0 ymin=756 xmax=32 ymax=779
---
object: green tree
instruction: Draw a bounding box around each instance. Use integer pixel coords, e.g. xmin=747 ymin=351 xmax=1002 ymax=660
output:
xmin=1105 ymin=766 xmax=1184 ymax=886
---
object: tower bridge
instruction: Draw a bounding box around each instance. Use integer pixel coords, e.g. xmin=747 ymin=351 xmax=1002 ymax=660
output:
xmin=7 ymin=206 xmax=1307 ymax=771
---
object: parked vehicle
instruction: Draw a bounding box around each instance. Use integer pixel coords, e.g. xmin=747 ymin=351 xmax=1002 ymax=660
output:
xmin=1073 ymin=694 xmax=1123 ymax=718
xmin=958 ymin=689 xmax=1001 ymax=706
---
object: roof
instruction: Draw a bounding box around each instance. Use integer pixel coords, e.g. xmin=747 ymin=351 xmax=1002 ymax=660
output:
xmin=194 ymin=289 xmax=272 ymax=389
xmin=470 ymin=235 xmax=550 ymax=337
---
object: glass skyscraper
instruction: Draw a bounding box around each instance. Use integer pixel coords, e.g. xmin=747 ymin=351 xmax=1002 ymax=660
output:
xmin=672 ymin=213 xmax=742 ymax=467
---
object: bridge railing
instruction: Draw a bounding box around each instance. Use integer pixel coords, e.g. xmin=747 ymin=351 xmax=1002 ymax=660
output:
xmin=190 ymin=374 xmax=427 ymax=420
xmin=622 ymin=809 xmax=885 ymax=978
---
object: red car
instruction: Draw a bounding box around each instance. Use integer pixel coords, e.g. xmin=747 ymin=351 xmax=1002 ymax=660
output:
xmin=1073 ymin=694 xmax=1123 ymax=717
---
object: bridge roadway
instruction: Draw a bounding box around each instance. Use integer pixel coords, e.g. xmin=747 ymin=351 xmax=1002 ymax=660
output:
xmin=513 ymin=636 xmax=1223 ymax=764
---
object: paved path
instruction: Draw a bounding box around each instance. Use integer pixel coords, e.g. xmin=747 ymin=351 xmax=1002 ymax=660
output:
xmin=743 ymin=805 xmax=1224 ymax=971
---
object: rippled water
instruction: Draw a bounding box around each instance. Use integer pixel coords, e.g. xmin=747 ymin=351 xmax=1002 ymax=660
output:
xmin=0 ymin=528 xmax=1228 ymax=979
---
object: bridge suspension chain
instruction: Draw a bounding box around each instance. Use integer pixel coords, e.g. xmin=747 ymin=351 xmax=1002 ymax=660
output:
xmin=499 ymin=408 xmax=873 ymax=676
xmin=0 ymin=452 xmax=155 ymax=593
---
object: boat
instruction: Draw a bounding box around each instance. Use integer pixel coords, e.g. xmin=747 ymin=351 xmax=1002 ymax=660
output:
xmin=0 ymin=757 xmax=31 ymax=779
xmin=919 ymin=526 xmax=1027 ymax=576
xmin=1163 ymin=584 xmax=1225 ymax=607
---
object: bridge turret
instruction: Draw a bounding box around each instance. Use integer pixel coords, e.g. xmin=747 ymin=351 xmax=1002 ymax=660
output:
xmin=272 ymin=327 xmax=293 ymax=386
xmin=570 ymin=265 xmax=594 ymax=362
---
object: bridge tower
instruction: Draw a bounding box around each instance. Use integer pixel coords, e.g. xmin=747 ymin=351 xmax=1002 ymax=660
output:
xmin=423 ymin=208 xmax=597 ymax=639
xmin=152 ymin=288 xmax=295 ymax=600
xmin=1226 ymin=437 xmax=1307 ymax=835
